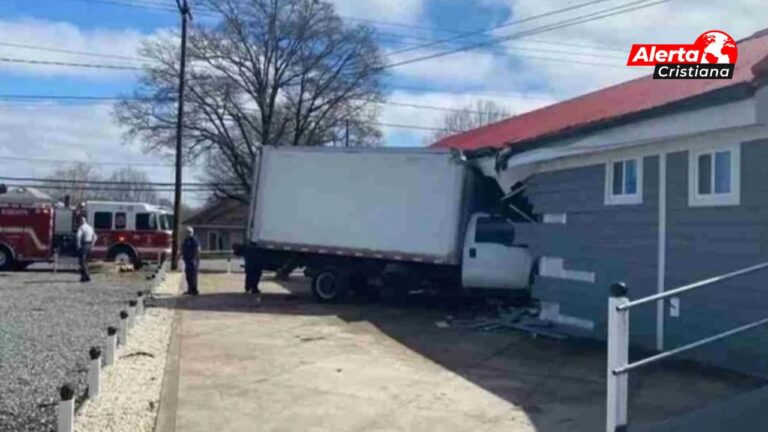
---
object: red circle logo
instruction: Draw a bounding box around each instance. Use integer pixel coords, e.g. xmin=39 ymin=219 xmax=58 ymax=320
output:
xmin=694 ymin=30 xmax=738 ymax=64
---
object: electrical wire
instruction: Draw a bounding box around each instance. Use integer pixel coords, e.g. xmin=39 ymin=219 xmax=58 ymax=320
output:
xmin=0 ymin=56 xmax=141 ymax=70
xmin=381 ymin=0 xmax=669 ymax=70
xmin=0 ymin=176 xmax=240 ymax=187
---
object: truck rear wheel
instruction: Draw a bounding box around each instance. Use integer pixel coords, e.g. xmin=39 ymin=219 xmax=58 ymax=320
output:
xmin=311 ymin=268 xmax=348 ymax=303
xmin=0 ymin=246 xmax=14 ymax=271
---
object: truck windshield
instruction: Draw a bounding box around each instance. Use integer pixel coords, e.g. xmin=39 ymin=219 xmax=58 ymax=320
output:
xmin=475 ymin=216 xmax=516 ymax=247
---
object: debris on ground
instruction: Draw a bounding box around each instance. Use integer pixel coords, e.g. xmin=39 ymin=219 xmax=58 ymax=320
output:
xmin=440 ymin=300 xmax=568 ymax=340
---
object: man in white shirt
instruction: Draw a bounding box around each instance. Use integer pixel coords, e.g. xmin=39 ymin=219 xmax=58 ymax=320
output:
xmin=76 ymin=216 xmax=97 ymax=282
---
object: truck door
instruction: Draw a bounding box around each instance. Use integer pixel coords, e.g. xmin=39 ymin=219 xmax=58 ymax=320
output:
xmin=461 ymin=213 xmax=533 ymax=289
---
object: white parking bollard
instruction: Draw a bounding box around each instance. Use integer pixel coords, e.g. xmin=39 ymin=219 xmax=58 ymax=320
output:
xmin=57 ymin=384 xmax=74 ymax=432
xmin=53 ymin=252 xmax=59 ymax=274
xmin=137 ymin=292 xmax=145 ymax=316
xmin=88 ymin=347 xmax=101 ymax=399
xmin=105 ymin=327 xmax=117 ymax=366
xmin=118 ymin=311 xmax=128 ymax=346
xmin=128 ymin=300 xmax=137 ymax=327
xmin=227 ymin=258 xmax=232 ymax=274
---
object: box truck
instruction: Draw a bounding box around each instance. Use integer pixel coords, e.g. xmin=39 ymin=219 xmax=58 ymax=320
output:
xmin=242 ymin=146 xmax=534 ymax=302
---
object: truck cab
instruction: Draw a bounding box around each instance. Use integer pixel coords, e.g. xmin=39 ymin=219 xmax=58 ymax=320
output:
xmin=461 ymin=213 xmax=533 ymax=290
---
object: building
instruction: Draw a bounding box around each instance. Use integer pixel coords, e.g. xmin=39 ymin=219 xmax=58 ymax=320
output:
xmin=434 ymin=29 xmax=768 ymax=376
xmin=183 ymin=198 xmax=248 ymax=252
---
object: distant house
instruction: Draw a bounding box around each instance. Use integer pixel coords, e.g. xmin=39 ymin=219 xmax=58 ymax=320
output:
xmin=433 ymin=29 xmax=768 ymax=377
xmin=183 ymin=198 xmax=248 ymax=251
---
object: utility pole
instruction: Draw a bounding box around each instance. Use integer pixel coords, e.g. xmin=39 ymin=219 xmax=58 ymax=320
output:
xmin=344 ymin=119 xmax=350 ymax=147
xmin=171 ymin=0 xmax=191 ymax=271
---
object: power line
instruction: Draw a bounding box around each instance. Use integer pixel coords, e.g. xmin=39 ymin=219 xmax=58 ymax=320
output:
xmin=3 ymin=184 xmax=224 ymax=192
xmin=382 ymin=0 xmax=669 ymax=71
xmin=0 ymin=41 xmax=146 ymax=62
xmin=386 ymin=0 xmax=612 ymax=57
xmin=0 ymin=56 xmax=141 ymax=70
xmin=0 ymin=155 xmax=175 ymax=167
xmin=0 ymin=176 xmax=241 ymax=187
xmin=0 ymin=93 xmax=544 ymax=115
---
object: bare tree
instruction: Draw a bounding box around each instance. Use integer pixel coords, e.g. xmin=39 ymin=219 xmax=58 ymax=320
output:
xmin=115 ymin=0 xmax=385 ymax=202
xmin=106 ymin=167 xmax=159 ymax=204
xmin=43 ymin=164 xmax=159 ymax=205
xmin=44 ymin=162 xmax=104 ymax=204
xmin=430 ymin=100 xmax=511 ymax=143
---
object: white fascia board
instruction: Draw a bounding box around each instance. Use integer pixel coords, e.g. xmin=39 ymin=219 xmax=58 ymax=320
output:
xmin=504 ymin=97 xmax=759 ymax=171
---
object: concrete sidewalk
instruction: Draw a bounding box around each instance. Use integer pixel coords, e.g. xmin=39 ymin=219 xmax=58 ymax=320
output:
xmin=155 ymin=274 xmax=763 ymax=432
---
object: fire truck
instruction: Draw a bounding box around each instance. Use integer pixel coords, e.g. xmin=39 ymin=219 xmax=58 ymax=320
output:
xmin=0 ymin=190 xmax=173 ymax=270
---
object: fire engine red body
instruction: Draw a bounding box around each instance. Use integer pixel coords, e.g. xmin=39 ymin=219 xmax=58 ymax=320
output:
xmin=0 ymin=198 xmax=172 ymax=271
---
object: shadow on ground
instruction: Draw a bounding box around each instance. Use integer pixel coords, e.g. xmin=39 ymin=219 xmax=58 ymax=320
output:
xmin=150 ymin=274 xmax=766 ymax=432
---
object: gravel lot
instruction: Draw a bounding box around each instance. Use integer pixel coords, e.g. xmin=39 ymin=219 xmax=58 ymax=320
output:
xmin=0 ymin=269 xmax=149 ymax=432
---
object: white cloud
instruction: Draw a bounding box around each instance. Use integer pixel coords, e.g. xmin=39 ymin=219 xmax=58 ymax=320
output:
xmin=332 ymin=0 xmax=424 ymax=25
xmin=387 ymin=48 xmax=502 ymax=86
xmin=486 ymin=0 xmax=768 ymax=95
xmin=0 ymin=18 xmax=151 ymax=78
xmin=379 ymin=91 xmax=558 ymax=146
xmin=0 ymin=102 xmax=204 ymax=204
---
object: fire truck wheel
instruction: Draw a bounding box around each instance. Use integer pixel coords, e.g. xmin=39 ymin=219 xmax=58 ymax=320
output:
xmin=109 ymin=246 xmax=137 ymax=267
xmin=0 ymin=246 xmax=13 ymax=271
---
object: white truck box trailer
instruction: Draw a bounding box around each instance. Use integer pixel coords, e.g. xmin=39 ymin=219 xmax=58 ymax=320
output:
xmin=250 ymin=147 xmax=467 ymax=264
xmin=243 ymin=146 xmax=533 ymax=302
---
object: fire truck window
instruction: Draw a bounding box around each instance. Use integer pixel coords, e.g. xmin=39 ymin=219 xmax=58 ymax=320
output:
xmin=94 ymin=212 xmax=113 ymax=230
xmin=115 ymin=212 xmax=127 ymax=230
xmin=136 ymin=213 xmax=157 ymax=231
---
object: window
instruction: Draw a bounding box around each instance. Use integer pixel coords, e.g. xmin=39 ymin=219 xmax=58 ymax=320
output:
xmin=135 ymin=213 xmax=157 ymax=231
xmin=475 ymin=216 xmax=516 ymax=247
xmin=93 ymin=212 xmax=113 ymax=230
xmin=208 ymin=231 xmax=221 ymax=251
xmin=689 ymin=145 xmax=740 ymax=207
xmin=605 ymin=158 xmax=643 ymax=205
xmin=114 ymin=212 xmax=127 ymax=230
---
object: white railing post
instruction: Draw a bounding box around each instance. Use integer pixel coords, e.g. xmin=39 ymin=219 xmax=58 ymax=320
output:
xmin=607 ymin=282 xmax=630 ymax=432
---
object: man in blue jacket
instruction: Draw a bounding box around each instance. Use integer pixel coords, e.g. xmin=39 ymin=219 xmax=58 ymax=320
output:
xmin=181 ymin=227 xmax=200 ymax=295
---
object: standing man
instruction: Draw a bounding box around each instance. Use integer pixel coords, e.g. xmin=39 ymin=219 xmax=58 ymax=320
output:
xmin=244 ymin=248 xmax=262 ymax=301
xmin=181 ymin=227 xmax=200 ymax=295
xmin=76 ymin=216 xmax=97 ymax=283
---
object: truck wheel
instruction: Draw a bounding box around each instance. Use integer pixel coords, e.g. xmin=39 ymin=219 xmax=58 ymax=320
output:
xmin=109 ymin=246 xmax=137 ymax=267
xmin=311 ymin=268 xmax=348 ymax=303
xmin=0 ymin=246 xmax=13 ymax=271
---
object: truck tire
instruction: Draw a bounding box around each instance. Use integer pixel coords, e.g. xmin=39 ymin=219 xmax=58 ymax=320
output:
xmin=108 ymin=246 xmax=137 ymax=267
xmin=311 ymin=268 xmax=348 ymax=303
xmin=0 ymin=246 xmax=14 ymax=271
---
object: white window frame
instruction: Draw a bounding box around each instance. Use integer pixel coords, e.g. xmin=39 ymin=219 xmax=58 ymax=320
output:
xmin=605 ymin=158 xmax=643 ymax=205
xmin=688 ymin=143 xmax=741 ymax=207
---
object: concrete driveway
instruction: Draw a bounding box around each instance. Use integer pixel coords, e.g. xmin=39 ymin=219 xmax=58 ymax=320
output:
xmin=154 ymin=274 xmax=762 ymax=432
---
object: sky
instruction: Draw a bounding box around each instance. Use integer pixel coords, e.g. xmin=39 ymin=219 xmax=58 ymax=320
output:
xmin=0 ymin=0 xmax=767 ymax=205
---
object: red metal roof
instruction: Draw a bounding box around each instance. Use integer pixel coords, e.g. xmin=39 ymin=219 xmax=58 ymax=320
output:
xmin=432 ymin=29 xmax=768 ymax=151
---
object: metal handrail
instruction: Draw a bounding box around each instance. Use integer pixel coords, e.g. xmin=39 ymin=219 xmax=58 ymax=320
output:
xmin=614 ymin=316 xmax=768 ymax=375
xmin=618 ymin=261 xmax=768 ymax=311
xmin=606 ymin=260 xmax=768 ymax=432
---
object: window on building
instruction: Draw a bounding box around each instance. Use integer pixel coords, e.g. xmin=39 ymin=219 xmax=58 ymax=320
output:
xmin=208 ymin=231 xmax=221 ymax=251
xmin=689 ymin=145 xmax=740 ymax=206
xmin=114 ymin=212 xmax=127 ymax=230
xmin=475 ymin=216 xmax=516 ymax=247
xmin=605 ymin=158 xmax=642 ymax=205
xmin=135 ymin=213 xmax=157 ymax=231
xmin=93 ymin=212 xmax=113 ymax=230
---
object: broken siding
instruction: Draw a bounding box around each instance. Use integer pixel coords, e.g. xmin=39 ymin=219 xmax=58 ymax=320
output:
xmin=665 ymin=142 xmax=768 ymax=376
xmin=519 ymin=156 xmax=660 ymax=348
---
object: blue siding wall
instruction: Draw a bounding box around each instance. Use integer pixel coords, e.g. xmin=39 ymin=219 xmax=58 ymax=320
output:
xmin=519 ymin=156 xmax=660 ymax=348
xmin=665 ymin=143 xmax=768 ymax=376
xmin=520 ymin=140 xmax=768 ymax=376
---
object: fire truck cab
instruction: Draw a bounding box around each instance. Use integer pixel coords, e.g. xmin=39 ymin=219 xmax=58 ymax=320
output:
xmin=82 ymin=201 xmax=173 ymax=267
